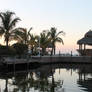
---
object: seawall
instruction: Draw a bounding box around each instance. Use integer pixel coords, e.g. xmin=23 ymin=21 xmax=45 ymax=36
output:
xmin=1 ymin=56 xmax=92 ymax=66
xmin=33 ymin=56 xmax=92 ymax=64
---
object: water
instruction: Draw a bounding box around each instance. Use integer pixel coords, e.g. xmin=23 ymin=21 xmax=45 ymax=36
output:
xmin=0 ymin=64 xmax=92 ymax=92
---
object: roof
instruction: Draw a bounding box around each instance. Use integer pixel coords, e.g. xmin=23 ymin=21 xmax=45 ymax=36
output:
xmin=77 ymin=37 xmax=92 ymax=45
xmin=85 ymin=30 xmax=92 ymax=38
xmin=77 ymin=30 xmax=92 ymax=45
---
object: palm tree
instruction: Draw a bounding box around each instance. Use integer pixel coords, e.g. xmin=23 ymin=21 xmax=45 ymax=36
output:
xmin=28 ymin=34 xmax=38 ymax=55
xmin=15 ymin=27 xmax=32 ymax=44
xmin=0 ymin=11 xmax=20 ymax=47
xmin=49 ymin=27 xmax=65 ymax=55
xmin=39 ymin=31 xmax=51 ymax=55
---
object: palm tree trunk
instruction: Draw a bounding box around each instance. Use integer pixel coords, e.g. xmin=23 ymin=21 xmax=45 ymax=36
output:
xmin=52 ymin=45 xmax=54 ymax=55
xmin=42 ymin=48 xmax=46 ymax=56
xmin=31 ymin=46 xmax=34 ymax=55
xmin=51 ymin=48 xmax=53 ymax=56
xmin=54 ymin=46 xmax=55 ymax=55
xmin=6 ymin=39 xmax=9 ymax=47
xmin=51 ymin=69 xmax=55 ymax=92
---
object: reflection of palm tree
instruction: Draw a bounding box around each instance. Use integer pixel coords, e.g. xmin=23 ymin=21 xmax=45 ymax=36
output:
xmin=9 ymin=66 xmax=63 ymax=92
xmin=0 ymin=11 xmax=20 ymax=47
xmin=4 ymin=78 xmax=8 ymax=92
xmin=10 ymin=71 xmax=61 ymax=92
xmin=35 ymin=67 xmax=62 ymax=92
xmin=49 ymin=27 xmax=64 ymax=55
xmin=11 ymin=72 xmax=30 ymax=92
xmin=51 ymin=73 xmax=55 ymax=92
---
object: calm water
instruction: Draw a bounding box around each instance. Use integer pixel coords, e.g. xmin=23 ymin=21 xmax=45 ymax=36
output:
xmin=0 ymin=64 xmax=92 ymax=92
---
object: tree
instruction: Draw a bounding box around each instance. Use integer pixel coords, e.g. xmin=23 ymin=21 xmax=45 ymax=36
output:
xmin=0 ymin=45 xmax=16 ymax=55
xmin=39 ymin=31 xmax=51 ymax=55
xmin=0 ymin=11 xmax=20 ymax=47
xmin=16 ymin=27 xmax=32 ymax=44
xmin=49 ymin=27 xmax=65 ymax=55
xmin=12 ymin=43 xmax=28 ymax=56
xmin=28 ymin=34 xmax=38 ymax=55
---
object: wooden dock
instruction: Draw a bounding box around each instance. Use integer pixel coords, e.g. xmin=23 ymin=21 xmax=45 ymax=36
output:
xmin=1 ymin=56 xmax=92 ymax=66
xmin=2 ymin=58 xmax=39 ymax=65
xmin=39 ymin=56 xmax=92 ymax=64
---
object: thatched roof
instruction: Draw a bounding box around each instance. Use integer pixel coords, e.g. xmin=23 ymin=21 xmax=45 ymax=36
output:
xmin=77 ymin=30 xmax=92 ymax=45
xmin=77 ymin=37 xmax=92 ymax=45
xmin=85 ymin=30 xmax=92 ymax=38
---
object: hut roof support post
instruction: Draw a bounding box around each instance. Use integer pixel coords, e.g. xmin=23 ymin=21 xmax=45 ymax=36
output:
xmin=84 ymin=44 xmax=86 ymax=50
xmin=79 ymin=45 xmax=81 ymax=50
xmin=79 ymin=44 xmax=82 ymax=56
xmin=83 ymin=44 xmax=86 ymax=56
xmin=79 ymin=44 xmax=82 ymax=50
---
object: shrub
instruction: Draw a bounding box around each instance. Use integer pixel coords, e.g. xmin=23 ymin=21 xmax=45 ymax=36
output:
xmin=12 ymin=43 xmax=28 ymax=55
xmin=0 ymin=45 xmax=16 ymax=56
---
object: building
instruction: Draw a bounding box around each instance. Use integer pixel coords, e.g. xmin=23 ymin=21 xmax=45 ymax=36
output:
xmin=77 ymin=30 xmax=92 ymax=56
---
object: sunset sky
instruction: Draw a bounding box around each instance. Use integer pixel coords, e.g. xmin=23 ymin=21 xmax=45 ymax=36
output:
xmin=0 ymin=0 xmax=92 ymax=54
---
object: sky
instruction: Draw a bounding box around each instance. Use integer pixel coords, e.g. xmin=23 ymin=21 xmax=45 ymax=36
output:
xmin=0 ymin=0 xmax=92 ymax=54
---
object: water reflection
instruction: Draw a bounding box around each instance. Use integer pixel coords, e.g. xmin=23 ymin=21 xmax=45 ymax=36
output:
xmin=77 ymin=65 xmax=92 ymax=92
xmin=0 ymin=64 xmax=92 ymax=92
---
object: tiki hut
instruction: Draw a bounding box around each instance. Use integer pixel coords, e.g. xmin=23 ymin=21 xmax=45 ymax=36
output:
xmin=77 ymin=30 xmax=92 ymax=56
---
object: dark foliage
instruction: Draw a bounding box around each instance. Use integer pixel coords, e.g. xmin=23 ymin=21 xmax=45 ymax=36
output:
xmin=12 ymin=43 xmax=28 ymax=55
xmin=0 ymin=45 xmax=16 ymax=55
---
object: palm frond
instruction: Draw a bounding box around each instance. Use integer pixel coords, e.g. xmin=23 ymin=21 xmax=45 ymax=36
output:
xmin=0 ymin=26 xmax=5 ymax=36
xmin=55 ymin=37 xmax=64 ymax=44
xmin=2 ymin=11 xmax=15 ymax=30
xmin=28 ymin=27 xmax=32 ymax=34
xmin=0 ymin=13 xmax=5 ymax=24
xmin=11 ymin=28 xmax=24 ymax=41
xmin=9 ymin=34 xmax=23 ymax=42
xmin=28 ymin=27 xmax=32 ymax=39
xmin=56 ymin=31 xmax=65 ymax=37
xmin=9 ymin=17 xmax=21 ymax=30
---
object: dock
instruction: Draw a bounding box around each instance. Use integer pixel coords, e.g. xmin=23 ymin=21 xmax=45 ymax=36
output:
xmin=1 ymin=56 xmax=92 ymax=65
xmin=0 ymin=56 xmax=92 ymax=72
xmin=39 ymin=56 xmax=92 ymax=64
xmin=2 ymin=58 xmax=39 ymax=65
